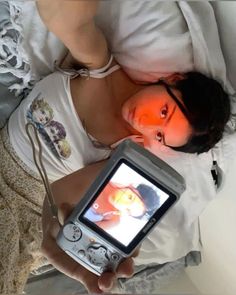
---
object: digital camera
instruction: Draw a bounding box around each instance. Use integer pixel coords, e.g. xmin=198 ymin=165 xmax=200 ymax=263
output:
xmin=56 ymin=140 xmax=185 ymax=275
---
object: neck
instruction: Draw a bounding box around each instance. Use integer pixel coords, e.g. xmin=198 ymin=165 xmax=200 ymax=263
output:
xmin=110 ymin=71 xmax=145 ymax=136
xmin=112 ymin=71 xmax=145 ymax=112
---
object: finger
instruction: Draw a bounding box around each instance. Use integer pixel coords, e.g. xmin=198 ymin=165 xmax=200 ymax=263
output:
xmin=98 ymin=271 xmax=116 ymax=291
xmin=42 ymin=218 xmax=103 ymax=293
xmin=47 ymin=217 xmax=61 ymax=238
xmin=115 ymin=247 xmax=140 ymax=278
xmin=132 ymin=246 xmax=140 ymax=258
xmin=41 ymin=230 xmax=102 ymax=293
xmin=116 ymin=257 xmax=134 ymax=278
xmin=57 ymin=203 xmax=74 ymax=225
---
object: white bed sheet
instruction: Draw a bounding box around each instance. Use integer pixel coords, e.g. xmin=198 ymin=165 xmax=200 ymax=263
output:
xmin=11 ymin=0 xmax=236 ymax=265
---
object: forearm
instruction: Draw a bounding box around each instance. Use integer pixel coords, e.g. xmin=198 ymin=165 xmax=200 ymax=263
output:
xmin=64 ymin=22 xmax=109 ymax=69
xmin=37 ymin=0 xmax=99 ymax=31
xmin=42 ymin=160 xmax=107 ymax=233
xmin=37 ymin=0 xmax=109 ymax=68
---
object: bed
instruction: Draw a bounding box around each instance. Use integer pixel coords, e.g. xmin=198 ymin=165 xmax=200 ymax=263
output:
xmin=1 ymin=1 xmax=236 ymax=294
xmin=185 ymin=2 xmax=236 ymax=295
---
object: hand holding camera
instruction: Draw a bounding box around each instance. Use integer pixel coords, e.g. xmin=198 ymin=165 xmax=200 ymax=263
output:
xmin=41 ymin=140 xmax=185 ymax=292
xmin=41 ymin=160 xmax=137 ymax=293
xmin=56 ymin=141 xmax=185 ymax=276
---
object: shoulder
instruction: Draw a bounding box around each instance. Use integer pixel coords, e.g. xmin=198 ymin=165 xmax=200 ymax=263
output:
xmin=35 ymin=71 xmax=69 ymax=89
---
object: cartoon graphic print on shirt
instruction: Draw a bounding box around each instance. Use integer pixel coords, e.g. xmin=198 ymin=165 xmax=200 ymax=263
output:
xmin=26 ymin=93 xmax=72 ymax=159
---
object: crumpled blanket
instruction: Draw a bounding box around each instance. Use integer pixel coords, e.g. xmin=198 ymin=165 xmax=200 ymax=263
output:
xmin=0 ymin=2 xmax=32 ymax=95
xmin=0 ymin=126 xmax=47 ymax=295
xmin=0 ymin=1 xmax=34 ymax=128
xmin=114 ymin=251 xmax=200 ymax=294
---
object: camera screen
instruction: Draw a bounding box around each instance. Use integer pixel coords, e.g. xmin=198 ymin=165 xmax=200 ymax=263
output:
xmin=82 ymin=162 xmax=170 ymax=247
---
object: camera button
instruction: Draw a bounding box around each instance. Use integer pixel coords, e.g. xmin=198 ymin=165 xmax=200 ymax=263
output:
xmin=77 ymin=250 xmax=86 ymax=258
xmin=87 ymin=245 xmax=109 ymax=266
xmin=63 ymin=223 xmax=81 ymax=242
xmin=111 ymin=253 xmax=120 ymax=261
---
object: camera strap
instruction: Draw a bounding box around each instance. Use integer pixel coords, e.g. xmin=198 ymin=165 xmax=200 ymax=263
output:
xmin=25 ymin=123 xmax=58 ymax=219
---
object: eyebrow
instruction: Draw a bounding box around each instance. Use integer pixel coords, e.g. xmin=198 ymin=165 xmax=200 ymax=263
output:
xmin=162 ymin=104 xmax=177 ymax=146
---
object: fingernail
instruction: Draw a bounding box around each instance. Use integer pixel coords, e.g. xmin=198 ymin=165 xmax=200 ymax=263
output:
xmin=100 ymin=281 xmax=114 ymax=292
xmin=118 ymin=273 xmax=133 ymax=278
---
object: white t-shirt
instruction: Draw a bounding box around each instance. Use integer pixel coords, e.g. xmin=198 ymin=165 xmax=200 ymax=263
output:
xmin=8 ymin=72 xmax=111 ymax=182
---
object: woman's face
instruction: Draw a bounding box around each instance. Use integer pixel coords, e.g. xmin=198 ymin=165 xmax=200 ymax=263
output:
xmin=109 ymin=188 xmax=146 ymax=217
xmin=122 ymin=85 xmax=193 ymax=147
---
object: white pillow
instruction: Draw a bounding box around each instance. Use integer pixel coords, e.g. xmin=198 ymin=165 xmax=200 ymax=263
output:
xmin=95 ymin=1 xmax=194 ymax=82
xmin=17 ymin=1 xmax=66 ymax=81
xmin=212 ymin=2 xmax=236 ymax=90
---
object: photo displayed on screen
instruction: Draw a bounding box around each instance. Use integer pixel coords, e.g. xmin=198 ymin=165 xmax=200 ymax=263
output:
xmin=83 ymin=163 xmax=169 ymax=246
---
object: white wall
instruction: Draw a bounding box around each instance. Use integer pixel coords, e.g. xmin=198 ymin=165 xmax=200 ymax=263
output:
xmin=212 ymin=1 xmax=236 ymax=89
xmin=186 ymin=156 xmax=236 ymax=295
xmin=180 ymin=4 xmax=236 ymax=293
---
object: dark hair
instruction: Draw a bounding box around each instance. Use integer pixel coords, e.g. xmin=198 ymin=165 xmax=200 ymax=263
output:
xmin=136 ymin=183 xmax=160 ymax=217
xmin=166 ymin=72 xmax=231 ymax=154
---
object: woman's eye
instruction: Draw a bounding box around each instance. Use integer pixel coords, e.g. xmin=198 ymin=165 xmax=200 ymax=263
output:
xmin=128 ymin=194 xmax=134 ymax=201
xmin=160 ymin=105 xmax=168 ymax=118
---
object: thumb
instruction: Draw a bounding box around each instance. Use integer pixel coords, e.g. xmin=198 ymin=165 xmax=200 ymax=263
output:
xmin=57 ymin=203 xmax=75 ymax=226
xmin=132 ymin=246 xmax=141 ymax=258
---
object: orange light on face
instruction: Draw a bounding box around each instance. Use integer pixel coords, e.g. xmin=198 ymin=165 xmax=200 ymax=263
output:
xmin=138 ymin=113 xmax=158 ymax=127
xmin=113 ymin=189 xmax=137 ymax=206
xmin=134 ymin=100 xmax=163 ymax=127
xmin=122 ymin=85 xmax=193 ymax=147
xmin=111 ymin=188 xmax=145 ymax=216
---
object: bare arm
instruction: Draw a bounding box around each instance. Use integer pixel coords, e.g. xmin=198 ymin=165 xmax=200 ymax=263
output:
xmin=51 ymin=160 xmax=107 ymax=207
xmin=37 ymin=0 xmax=109 ymax=69
xmin=42 ymin=160 xmax=107 ymax=237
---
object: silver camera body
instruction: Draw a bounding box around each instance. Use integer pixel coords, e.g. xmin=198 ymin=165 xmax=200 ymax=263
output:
xmin=56 ymin=140 xmax=185 ymax=275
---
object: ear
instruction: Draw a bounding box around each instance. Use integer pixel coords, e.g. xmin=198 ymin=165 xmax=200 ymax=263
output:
xmin=161 ymin=73 xmax=187 ymax=86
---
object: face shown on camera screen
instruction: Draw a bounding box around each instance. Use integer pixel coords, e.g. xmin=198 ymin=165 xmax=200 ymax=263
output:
xmin=83 ymin=162 xmax=170 ymax=247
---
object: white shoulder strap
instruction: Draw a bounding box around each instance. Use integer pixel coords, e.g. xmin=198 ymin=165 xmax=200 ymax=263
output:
xmin=55 ymin=55 xmax=121 ymax=79
xmin=89 ymin=55 xmax=120 ymax=77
